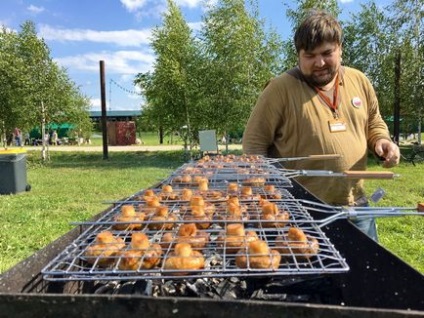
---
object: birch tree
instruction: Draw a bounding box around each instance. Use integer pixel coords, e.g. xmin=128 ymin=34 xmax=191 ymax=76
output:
xmin=198 ymin=0 xmax=283 ymax=145
xmin=148 ymin=0 xmax=197 ymax=147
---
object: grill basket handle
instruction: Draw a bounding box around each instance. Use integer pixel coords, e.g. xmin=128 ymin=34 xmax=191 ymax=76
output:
xmin=343 ymin=171 xmax=396 ymax=179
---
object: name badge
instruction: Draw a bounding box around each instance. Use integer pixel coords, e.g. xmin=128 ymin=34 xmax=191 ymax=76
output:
xmin=328 ymin=118 xmax=347 ymax=133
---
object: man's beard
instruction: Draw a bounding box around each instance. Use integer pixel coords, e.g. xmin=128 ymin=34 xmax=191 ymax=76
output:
xmin=303 ymin=66 xmax=338 ymax=88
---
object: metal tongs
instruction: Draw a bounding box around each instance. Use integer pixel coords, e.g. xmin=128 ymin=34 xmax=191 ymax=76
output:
xmin=297 ymin=199 xmax=423 ymax=227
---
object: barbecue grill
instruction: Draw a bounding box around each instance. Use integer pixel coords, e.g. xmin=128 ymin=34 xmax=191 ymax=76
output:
xmin=1 ymin=154 xmax=423 ymax=318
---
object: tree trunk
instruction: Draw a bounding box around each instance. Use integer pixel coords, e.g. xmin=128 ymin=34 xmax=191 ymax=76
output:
xmin=393 ymin=51 xmax=401 ymax=144
xmin=41 ymin=101 xmax=49 ymax=161
xmin=1 ymin=121 xmax=6 ymax=149
xmin=159 ymin=126 xmax=164 ymax=144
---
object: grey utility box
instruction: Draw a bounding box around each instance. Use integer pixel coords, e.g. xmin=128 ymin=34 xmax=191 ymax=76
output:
xmin=0 ymin=149 xmax=29 ymax=195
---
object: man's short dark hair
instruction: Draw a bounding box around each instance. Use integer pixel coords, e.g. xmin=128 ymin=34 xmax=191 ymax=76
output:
xmin=294 ymin=10 xmax=342 ymax=53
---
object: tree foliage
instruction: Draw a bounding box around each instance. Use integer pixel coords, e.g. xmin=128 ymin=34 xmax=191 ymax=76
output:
xmin=0 ymin=26 xmax=28 ymax=142
xmin=144 ymin=0 xmax=196 ymax=145
xmin=134 ymin=0 xmax=423 ymax=144
xmin=0 ymin=21 xmax=91 ymax=150
xmin=136 ymin=0 xmax=283 ymax=146
xmin=198 ymin=0 xmax=283 ymax=139
xmin=343 ymin=0 xmax=423 ymax=139
xmin=387 ymin=0 xmax=424 ymax=142
xmin=343 ymin=2 xmax=395 ymax=116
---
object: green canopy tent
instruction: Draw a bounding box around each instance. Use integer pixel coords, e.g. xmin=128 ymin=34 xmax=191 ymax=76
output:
xmin=29 ymin=123 xmax=75 ymax=139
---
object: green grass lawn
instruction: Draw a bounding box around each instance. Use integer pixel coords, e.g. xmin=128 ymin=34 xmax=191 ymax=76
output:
xmin=363 ymin=157 xmax=424 ymax=273
xmin=0 ymin=150 xmax=186 ymax=273
xmin=0 ymin=149 xmax=422 ymax=274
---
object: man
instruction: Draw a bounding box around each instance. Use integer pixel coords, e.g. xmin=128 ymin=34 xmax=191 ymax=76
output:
xmin=242 ymin=10 xmax=400 ymax=241
xmin=14 ymin=127 xmax=22 ymax=147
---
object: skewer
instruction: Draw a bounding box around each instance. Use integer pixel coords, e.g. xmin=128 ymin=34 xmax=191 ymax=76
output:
xmin=280 ymin=169 xmax=399 ymax=179
xmin=265 ymin=154 xmax=398 ymax=179
xmin=268 ymin=154 xmax=342 ymax=163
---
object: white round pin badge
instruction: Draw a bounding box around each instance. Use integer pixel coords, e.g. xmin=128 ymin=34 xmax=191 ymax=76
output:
xmin=351 ymin=97 xmax=362 ymax=108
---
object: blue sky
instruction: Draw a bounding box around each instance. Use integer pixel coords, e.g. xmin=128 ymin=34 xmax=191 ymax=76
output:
xmin=0 ymin=0 xmax=388 ymax=111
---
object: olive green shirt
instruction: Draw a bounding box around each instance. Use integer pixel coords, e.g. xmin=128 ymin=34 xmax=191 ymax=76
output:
xmin=242 ymin=66 xmax=391 ymax=205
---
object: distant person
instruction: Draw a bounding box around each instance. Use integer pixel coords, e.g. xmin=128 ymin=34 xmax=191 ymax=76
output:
xmin=14 ymin=127 xmax=22 ymax=146
xmin=44 ymin=132 xmax=50 ymax=145
xmin=24 ymin=132 xmax=30 ymax=145
xmin=78 ymin=129 xmax=84 ymax=146
xmin=52 ymin=130 xmax=58 ymax=146
xmin=242 ymin=10 xmax=400 ymax=241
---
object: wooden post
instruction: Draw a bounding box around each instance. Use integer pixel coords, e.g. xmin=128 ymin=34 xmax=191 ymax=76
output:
xmin=99 ymin=60 xmax=108 ymax=159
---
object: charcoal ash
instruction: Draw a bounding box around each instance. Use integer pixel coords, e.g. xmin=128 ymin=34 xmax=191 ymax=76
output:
xmin=91 ymin=277 xmax=248 ymax=299
xmin=90 ymin=275 xmax=342 ymax=305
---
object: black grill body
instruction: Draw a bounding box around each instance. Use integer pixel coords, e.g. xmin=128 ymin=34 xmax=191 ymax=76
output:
xmin=1 ymin=179 xmax=423 ymax=318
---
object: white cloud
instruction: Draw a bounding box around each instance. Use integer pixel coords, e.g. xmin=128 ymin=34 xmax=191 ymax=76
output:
xmin=121 ymin=0 xmax=203 ymax=12
xmin=134 ymin=2 xmax=167 ymax=21
xmin=55 ymin=50 xmax=155 ymax=75
xmin=120 ymin=0 xmax=149 ymax=12
xmin=339 ymin=0 xmax=354 ymax=3
xmin=117 ymin=0 xmax=208 ymax=27
xmin=90 ymin=98 xmax=101 ymax=107
xmin=175 ymin=0 xmax=203 ymax=8
xmin=27 ymin=5 xmax=45 ymax=15
xmin=89 ymin=96 xmax=142 ymax=111
xmin=187 ymin=21 xmax=203 ymax=32
xmin=119 ymin=74 xmax=137 ymax=82
xmin=120 ymin=0 xmax=204 ymax=21
xmin=39 ymin=25 xmax=152 ymax=47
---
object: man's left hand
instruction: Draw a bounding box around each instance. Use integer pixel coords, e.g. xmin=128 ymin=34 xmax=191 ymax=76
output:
xmin=374 ymin=139 xmax=400 ymax=168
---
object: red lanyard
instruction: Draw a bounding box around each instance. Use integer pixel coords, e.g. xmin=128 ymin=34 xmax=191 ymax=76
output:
xmin=314 ymin=74 xmax=339 ymax=117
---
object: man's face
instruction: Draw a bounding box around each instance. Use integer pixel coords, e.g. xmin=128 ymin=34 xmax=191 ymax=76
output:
xmin=298 ymin=42 xmax=342 ymax=88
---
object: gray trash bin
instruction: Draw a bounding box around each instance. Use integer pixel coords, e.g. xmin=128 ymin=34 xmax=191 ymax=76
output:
xmin=0 ymin=149 xmax=29 ymax=195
